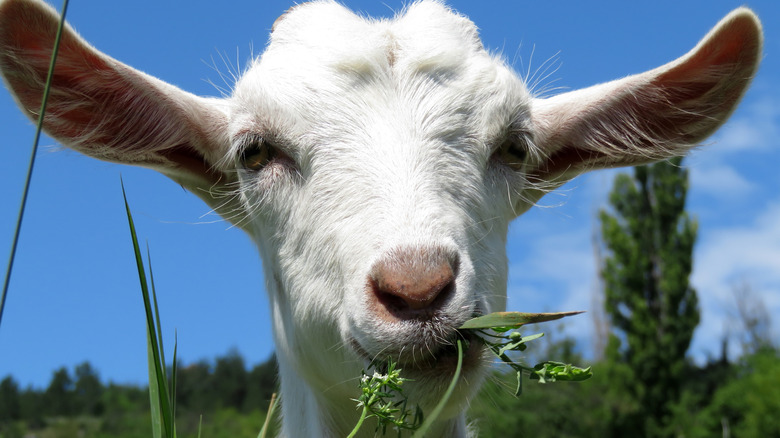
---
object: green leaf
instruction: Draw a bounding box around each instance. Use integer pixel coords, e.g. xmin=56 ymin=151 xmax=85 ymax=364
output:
xmin=459 ymin=311 xmax=585 ymax=330
xmin=529 ymin=361 xmax=593 ymax=383
xmin=497 ymin=332 xmax=545 ymax=356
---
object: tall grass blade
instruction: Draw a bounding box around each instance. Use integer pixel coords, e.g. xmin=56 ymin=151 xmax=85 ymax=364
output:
xmin=171 ymin=330 xmax=179 ymax=432
xmin=149 ymin=252 xmax=167 ymax=374
xmin=147 ymin=315 xmax=164 ymax=438
xmin=148 ymin=248 xmax=177 ymax=437
xmin=148 ymin=250 xmax=178 ymax=435
xmin=122 ymin=182 xmax=174 ymax=437
xmin=0 ymin=0 xmax=70 ymax=330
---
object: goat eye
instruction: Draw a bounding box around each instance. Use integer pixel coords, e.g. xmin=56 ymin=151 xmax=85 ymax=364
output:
xmin=496 ymin=137 xmax=527 ymax=171
xmin=241 ymin=138 xmax=275 ymax=170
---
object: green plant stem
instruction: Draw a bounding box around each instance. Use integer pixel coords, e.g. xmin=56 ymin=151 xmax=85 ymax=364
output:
xmin=258 ymin=392 xmax=278 ymax=438
xmin=412 ymin=340 xmax=464 ymax=438
xmin=0 ymin=0 xmax=70 ymax=331
xmin=347 ymin=394 xmax=374 ymax=438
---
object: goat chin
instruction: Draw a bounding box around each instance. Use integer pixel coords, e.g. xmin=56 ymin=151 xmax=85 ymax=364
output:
xmin=0 ymin=0 xmax=762 ymax=436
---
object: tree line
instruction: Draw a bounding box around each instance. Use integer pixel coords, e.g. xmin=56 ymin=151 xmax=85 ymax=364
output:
xmin=0 ymin=351 xmax=278 ymax=438
xmin=470 ymin=328 xmax=780 ymax=437
xmin=1 ymin=342 xmax=777 ymax=437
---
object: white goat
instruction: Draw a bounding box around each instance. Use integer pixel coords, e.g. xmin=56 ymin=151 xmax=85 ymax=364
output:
xmin=0 ymin=0 xmax=762 ymax=436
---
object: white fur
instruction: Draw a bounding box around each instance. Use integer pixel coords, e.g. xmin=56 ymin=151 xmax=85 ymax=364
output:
xmin=0 ymin=1 xmax=762 ymax=436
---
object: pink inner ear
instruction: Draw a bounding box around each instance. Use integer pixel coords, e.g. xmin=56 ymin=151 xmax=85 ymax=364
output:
xmin=0 ymin=0 xmax=113 ymax=133
xmin=1 ymin=5 xmax=217 ymax=181
xmin=0 ymin=2 xmax=177 ymax=161
xmin=655 ymin=11 xmax=762 ymax=106
xmin=529 ymin=8 xmax=762 ymax=186
xmin=0 ymin=0 xmax=242 ymax=226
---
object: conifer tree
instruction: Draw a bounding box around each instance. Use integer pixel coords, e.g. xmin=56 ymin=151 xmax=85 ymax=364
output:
xmin=0 ymin=376 xmax=21 ymax=421
xmin=599 ymin=157 xmax=700 ymax=437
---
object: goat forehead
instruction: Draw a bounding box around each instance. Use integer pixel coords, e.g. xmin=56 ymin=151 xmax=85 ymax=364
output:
xmin=268 ymin=0 xmax=483 ymax=68
xmin=233 ymin=1 xmax=530 ymax=159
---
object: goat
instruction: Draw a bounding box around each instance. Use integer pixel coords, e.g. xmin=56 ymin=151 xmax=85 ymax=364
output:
xmin=0 ymin=0 xmax=762 ymax=436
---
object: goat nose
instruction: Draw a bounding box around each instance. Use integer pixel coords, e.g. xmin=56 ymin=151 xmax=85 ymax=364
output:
xmin=368 ymin=246 xmax=457 ymax=319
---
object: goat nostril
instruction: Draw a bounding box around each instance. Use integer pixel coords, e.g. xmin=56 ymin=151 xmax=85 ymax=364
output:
xmin=369 ymin=246 xmax=457 ymax=318
xmin=373 ymin=266 xmax=453 ymax=310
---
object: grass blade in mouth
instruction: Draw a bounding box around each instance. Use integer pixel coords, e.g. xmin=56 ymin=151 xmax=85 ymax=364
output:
xmin=458 ymin=310 xmax=585 ymax=330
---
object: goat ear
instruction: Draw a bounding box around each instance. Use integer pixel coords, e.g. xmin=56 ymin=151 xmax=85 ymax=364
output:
xmin=0 ymin=0 xmax=242 ymax=225
xmin=530 ymin=7 xmax=762 ymax=185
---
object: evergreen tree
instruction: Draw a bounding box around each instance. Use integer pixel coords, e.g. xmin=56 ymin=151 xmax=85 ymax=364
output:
xmin=44 ymin=367 xmax=75 ymax=416
xmin=0 ymin=376 xmax=21 ymax=421
xmin=177 ymin=360 xmax=215 ymax=413
xmin=212 ymin=350 xmax=248 ymax=409
xmin=599 ymin=157 xmax=700 ymax=437
xmin=74 ymin=362 xmax=104 ymax=415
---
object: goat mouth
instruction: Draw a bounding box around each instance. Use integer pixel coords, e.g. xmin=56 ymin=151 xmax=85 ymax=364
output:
xmin=404 ymin=331 xmax=484 ymax=374
xmin=349 ymin=330 xmax=484 ymax=375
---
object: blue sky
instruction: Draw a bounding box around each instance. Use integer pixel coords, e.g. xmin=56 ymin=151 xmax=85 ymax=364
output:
xmin=1 ymin=0 xmax=779 ymax=388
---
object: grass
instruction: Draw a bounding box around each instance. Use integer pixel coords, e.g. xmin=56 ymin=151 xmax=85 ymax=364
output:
xmin=257 ymin=393 xmax=278 ymax=438
xmin=122 ymin=182 xmax=177 ymax=438
xmin=123 ymin=185 xmax=279 ymax=438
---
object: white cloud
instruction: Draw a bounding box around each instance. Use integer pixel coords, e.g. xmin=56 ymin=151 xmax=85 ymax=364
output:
xmin=684 ymin=92 xmax=779 ymax=201
xmin=695 ymin=203 xmax=780 ymax=283
xmin=688 ymin=89 xmax=780 ymax=361
xmin=508 ymin=192 xmax=780 ymax=364
xmin=689 ymin=164 xmax=756 ymax=199
xmin=709 ymin=95 xmax=780 ymax=154
xmin=508 ymin=196 xmax=780 ymax=363
xmin=507 ymin=225 xmax=601 ymax=357
xmin=691 ymin=201 xmax=780 ymax=361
